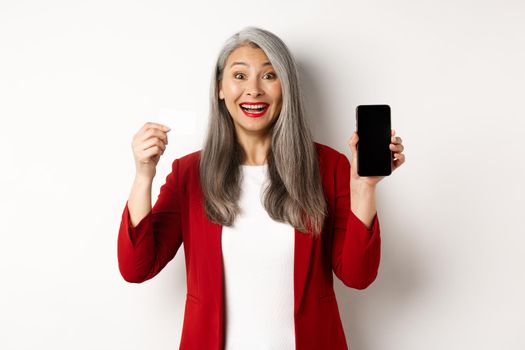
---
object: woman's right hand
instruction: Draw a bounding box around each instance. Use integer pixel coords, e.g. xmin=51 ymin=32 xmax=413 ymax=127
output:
xmin=132 ymin=122 xmax=171 ymax=180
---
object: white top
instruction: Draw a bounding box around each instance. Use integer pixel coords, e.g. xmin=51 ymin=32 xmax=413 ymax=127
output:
xmin=221 ymin=164 xmax=296 ymax=349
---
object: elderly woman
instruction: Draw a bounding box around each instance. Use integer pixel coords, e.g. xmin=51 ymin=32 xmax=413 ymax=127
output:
xmin=118 ymin=26 xmax=405 ymax=349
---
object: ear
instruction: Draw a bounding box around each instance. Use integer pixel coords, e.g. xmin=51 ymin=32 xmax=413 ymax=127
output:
xmin=218 ymin=81 xmax=224 ymax=100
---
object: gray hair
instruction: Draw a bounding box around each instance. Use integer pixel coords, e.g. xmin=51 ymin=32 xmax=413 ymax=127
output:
xmin=199 ymin=26 xmax=327 ymax=236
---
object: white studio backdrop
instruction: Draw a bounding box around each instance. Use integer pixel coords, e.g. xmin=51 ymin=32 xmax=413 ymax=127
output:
xmin=1 ymin=0 xmax=524 ymax=349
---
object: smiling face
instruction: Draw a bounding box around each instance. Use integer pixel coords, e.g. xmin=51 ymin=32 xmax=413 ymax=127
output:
xmin=219 ymin=44 xmax=283 ymax=140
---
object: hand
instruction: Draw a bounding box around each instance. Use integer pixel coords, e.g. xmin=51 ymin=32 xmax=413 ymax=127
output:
xmin=132 ymin=122 xmax=171 ymax=179
xmin=347 ymin=129 xmax=405 ymax=189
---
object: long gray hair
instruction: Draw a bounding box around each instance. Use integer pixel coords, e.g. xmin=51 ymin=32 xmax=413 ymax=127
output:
xmin=199 ymin=26 xmax=327 ymax=236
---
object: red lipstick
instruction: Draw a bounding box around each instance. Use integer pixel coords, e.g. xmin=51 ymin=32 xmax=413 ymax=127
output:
xmin=239 ymin=102 xmax=269 ymax=118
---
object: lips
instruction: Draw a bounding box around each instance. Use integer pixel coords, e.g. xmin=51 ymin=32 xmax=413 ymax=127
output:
xmin=239 ymin=102 xmax=269 ymax=118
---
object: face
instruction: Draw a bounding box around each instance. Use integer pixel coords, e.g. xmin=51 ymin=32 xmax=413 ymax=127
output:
xmin=219 ymin=45 xmax=283 ymax=139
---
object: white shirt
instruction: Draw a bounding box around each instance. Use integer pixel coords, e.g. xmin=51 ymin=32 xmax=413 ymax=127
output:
xmin=221 ymin=164 xmax=296 ymax=349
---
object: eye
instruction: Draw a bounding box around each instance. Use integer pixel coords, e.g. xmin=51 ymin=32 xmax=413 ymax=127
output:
xmin=234 ymin=72 xmax=245 ymax=79
xmin=264 ymin=72 xmax=276 ymax=79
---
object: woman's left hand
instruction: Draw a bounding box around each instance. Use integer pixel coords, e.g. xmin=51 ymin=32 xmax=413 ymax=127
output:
xmin=347 ymin=129 xmax=405 ymax=189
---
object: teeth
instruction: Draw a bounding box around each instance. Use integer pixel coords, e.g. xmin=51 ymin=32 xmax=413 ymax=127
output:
xmin=241 ymin=104 xmax=268 ymax=109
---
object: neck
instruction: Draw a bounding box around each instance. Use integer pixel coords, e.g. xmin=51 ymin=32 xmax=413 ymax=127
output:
xmin=237 ymin=131 xmax=271 ymax=165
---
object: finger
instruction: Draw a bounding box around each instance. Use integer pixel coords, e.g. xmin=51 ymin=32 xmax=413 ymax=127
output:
xmin=139 ymin=129 xmax=167 ymax=145
xmin=393 ymin=152 xmax=405 ymax=165
xmin=147 ymin=122 xmax=171 ymax=131
xmin=347 ymin=131 xmax=358 ymax=155
xmin=389 ymin=143 xmax=404 ymax=152
xmin=141 ymin=137 xmax=167 ymax=152
xmin=348 ymin=131 xmax=358 ymax=142
xmin=391 ymin=135 xmax=403 ymax=144
xmin=140 ymin=128 xmax=169 ymax=144
xmin=142 ymin=145 xmax=164 ymax=160
xmin=141 ymin=122 xmax=171 ymax=133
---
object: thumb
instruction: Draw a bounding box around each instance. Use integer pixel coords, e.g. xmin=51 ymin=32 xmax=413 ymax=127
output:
xmin=347 ymin=131 xmax=358 ymax=157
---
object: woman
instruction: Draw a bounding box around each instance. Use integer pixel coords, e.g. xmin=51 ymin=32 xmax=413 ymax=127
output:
xmin=118 ymin=26 xmax=405 ymax=349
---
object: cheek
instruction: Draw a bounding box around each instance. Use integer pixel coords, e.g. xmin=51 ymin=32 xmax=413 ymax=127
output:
xmin=224 ymin=82 xmax=242 ymax=98
xmin=271 ymin=83 xmax=282 ymax=101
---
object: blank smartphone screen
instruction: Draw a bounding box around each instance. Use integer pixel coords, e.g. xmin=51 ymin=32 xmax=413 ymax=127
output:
xmin=356 ymin=105 xmax=392 ymax=176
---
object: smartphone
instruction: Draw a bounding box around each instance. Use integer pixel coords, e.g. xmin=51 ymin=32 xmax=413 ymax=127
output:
xmin=355 ymin=104 xmax=392 ymax=176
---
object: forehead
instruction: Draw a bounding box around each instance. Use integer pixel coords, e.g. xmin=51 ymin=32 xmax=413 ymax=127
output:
xmin=226 ymin=45 xmax=273 ymax=68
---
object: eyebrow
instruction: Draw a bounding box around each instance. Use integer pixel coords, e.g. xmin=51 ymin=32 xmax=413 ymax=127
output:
xmin=229 ymin=61 xmax=272 ymax=68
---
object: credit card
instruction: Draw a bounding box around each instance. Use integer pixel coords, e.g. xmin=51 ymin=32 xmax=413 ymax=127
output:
xmin=154 ymin=108 xmax=198 ymax=135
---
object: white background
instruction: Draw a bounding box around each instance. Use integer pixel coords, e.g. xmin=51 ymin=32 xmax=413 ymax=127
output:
xmin=1 ymin=0 xmax=524 ymax=349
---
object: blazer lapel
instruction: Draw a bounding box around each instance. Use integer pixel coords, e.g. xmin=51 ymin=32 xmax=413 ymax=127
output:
xmin=206 ymin=220 xmax=224 ymax=311
xmin=294 ymin=228 xmax=315 ymax=315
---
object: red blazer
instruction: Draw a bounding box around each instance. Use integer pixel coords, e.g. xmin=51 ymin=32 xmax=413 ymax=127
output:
xmin=117 ymin=141 xmax=381 ymax=350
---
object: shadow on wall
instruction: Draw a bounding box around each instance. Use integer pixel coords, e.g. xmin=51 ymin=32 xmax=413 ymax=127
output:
xmin=295 ymin=59 xmax=334 ymax=143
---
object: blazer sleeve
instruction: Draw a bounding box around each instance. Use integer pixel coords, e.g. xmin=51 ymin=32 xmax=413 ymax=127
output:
xmin=332 ymin=152 xmax=381 ymax=290
xmin=117 ymin=158 xmax=183 ymax=283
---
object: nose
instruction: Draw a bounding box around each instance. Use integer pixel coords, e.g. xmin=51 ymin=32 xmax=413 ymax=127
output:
xmin=245 ymin=77 xmax=264 ymax=97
